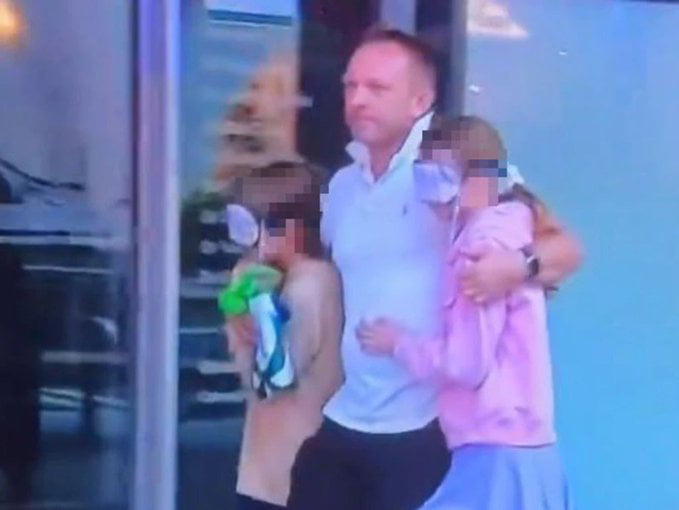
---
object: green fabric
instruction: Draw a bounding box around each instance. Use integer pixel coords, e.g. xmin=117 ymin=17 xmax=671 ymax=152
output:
xmin=218 ymin=264 xmax=283 ymax=316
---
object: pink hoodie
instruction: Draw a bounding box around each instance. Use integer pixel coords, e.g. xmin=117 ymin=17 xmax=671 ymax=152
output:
xmin=394 ymin=201 xmax=557 ymax=449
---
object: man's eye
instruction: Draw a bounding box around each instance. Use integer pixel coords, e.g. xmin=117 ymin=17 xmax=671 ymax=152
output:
xmin=368 ymin=83 xmax=388 ymax=93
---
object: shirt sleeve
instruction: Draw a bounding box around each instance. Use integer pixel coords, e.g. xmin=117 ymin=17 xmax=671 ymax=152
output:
xmin=394 ymin=202 xmax=534 ymax=390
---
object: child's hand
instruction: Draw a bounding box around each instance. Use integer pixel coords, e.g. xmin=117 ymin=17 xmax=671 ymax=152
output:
xmin=226 ymin=314 xmax=257 ymax=350
xmin=355 ymin=318 xmax=405 ymax=357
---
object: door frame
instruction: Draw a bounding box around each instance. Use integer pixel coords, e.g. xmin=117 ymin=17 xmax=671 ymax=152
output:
xmin=132 ymin=1 xmax=181 ymax=509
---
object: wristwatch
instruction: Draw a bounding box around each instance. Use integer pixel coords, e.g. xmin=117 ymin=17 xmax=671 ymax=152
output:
xmin=520 ymin=245 xmax=540 ymax=281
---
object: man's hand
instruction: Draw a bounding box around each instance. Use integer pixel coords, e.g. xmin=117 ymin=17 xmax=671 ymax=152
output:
xmin=459 ymin=244 xmax=527 ymax=304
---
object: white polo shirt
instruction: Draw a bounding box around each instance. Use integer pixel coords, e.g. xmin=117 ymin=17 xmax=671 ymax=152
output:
xmin=321 ymin=113 xmax=450 ymax=433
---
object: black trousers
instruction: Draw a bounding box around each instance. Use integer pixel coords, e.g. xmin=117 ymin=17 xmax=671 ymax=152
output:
xmin=287 ymin=418 xmax=450 ymax=510
xmin=236 ymin=494 xmax=286 ymax=510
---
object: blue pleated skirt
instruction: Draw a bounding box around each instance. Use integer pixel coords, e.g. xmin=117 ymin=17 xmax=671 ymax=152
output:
xmin=419 ymin=444 xmax=572 ymax=510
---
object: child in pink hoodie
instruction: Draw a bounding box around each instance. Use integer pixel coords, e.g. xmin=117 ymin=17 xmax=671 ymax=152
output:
xmin=356 ymin=115 xmax=572 ymax=510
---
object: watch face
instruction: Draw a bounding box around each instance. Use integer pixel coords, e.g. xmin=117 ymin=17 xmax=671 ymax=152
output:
xmin=527 ymin=255 xmax=540 ymax=278
xmin=520 ymin=246 xmax=540 ymax=279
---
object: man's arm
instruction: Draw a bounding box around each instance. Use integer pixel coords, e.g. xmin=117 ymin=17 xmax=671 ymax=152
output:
xmin=459 ymin=213 xmax=583 ymax=303
xmin=532 ymin=221 xmax=582 ymax=288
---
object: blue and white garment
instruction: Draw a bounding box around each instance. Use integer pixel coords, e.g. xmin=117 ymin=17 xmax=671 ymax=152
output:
xmin=221 ymin=203 xmax=296 ymax=399
xmin=249 ymin=291 xmax=295 ymax=398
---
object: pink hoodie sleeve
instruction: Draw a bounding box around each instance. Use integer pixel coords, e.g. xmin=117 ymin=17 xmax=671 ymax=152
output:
xmin=393 ymin=202 xmax=534 ymax=389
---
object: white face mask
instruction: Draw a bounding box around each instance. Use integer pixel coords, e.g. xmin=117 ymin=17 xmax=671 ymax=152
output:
xmin=224 ymin=203 xmax=260 ymax=248
xmin=413 ymin=159 xmax=462 ymax=204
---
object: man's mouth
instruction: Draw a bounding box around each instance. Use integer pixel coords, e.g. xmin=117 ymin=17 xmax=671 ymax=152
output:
xmin=350 ymin=116 xmax=375 ymax=126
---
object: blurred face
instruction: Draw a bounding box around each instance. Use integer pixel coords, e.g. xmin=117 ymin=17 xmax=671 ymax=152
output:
xmin=416 ymin=140 xmax=499 ymax=212
xmin=343 ymin=42 xmax=432 ymax=149
xmin=240 ymin=168 xmax=318 ymax=264
xmin=258 ymin=221 xmax=286 ymax=263
xmin=460 ymin=175 xmax=498 ymax=209
xmin=257 ymin=218 xmax=307 ymax=265
xmin=420 ymin=145 xmax=460 ymax=169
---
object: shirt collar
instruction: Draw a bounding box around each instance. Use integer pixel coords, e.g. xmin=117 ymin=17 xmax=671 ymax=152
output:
xmin=346 ymin=111 xmax=435 ymax=184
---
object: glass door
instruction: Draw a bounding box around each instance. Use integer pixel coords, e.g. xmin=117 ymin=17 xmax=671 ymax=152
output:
xmin=0 ymin=0 xmax=135 ymax=507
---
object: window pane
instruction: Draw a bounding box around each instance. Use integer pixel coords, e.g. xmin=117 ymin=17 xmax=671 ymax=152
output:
xmin=0 ymin=0 xmax=134 ymax=507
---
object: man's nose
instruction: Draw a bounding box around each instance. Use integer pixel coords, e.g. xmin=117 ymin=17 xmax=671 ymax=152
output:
xmin=346 ymin=85 xmax=369 ymax=108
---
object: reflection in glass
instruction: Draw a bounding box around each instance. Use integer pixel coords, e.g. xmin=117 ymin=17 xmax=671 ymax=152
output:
xmin=0 ymin=0 xmax=133 ymax=507
xmin=0 ymin=0 xmax=25 ymax=48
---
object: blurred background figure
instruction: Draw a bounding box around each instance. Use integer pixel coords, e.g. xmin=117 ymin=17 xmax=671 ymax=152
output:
xmin=0 ymin=181 xmax=40 ymax=505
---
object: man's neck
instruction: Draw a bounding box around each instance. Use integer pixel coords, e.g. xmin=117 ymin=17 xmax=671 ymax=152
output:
xmin=365 ymin=113 xmax=433 ymax=180
xmin=368 ymin=137 xmax=406 ymax=181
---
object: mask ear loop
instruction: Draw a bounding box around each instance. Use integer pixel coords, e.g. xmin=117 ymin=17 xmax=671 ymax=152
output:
xmin=448 ymin=193 xmax=464 ymax=244
xmin=256 ymin=218 xmax=268 ymax=262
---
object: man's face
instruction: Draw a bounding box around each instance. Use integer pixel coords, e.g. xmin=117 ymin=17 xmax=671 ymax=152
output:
xmin=343 ymin=42 xmax=430 ymax=149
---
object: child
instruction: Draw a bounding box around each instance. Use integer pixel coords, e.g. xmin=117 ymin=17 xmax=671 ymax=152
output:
xmin=356 ymin=116 xmax=572 ymax=510
xmin=225 ymin=161 xmax=344 ymax=510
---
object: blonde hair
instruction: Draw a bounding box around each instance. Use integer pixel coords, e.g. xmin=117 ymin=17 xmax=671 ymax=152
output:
xmin=423 ymin=114 xmax=558 ymax=239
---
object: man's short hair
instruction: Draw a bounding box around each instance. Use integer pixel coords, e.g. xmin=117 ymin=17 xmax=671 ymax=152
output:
xmin=357 ymin=26 xmax=438 ymax=93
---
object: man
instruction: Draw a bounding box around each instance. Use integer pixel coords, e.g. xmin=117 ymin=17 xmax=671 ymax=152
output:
xmin=286 ymin=29 xmax=581 ymax=510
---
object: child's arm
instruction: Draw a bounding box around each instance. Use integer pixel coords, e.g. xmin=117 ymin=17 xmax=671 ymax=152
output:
xmin=224 ymin=317 xmax=255 ymax=391
xmin=287 ymin=263 xmax=344 ymax=404
xmin=393 ymin=292 xmax=507 ymax=389
xmin=357 ymin=285 xmax=508 ymax=389
xmin=223 ymin=257 xmax=257 ymax=390
xmin=359 ymin=202 xmax=533 ymax=389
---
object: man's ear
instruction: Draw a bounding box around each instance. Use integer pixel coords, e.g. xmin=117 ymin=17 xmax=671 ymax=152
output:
xmin=412 ymin=86 xmax=436 ymax=118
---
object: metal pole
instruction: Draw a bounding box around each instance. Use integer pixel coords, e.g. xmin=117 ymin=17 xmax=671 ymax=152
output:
xmin=380 ymin=0 xmax=417 ymax=33
xmin=416 ymin=0 xmax=468 ymax=116
xmin=448 ymin=0 xmax=468 ymax=116
xmin=132 ymin=0 xmax=181 ymax=508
